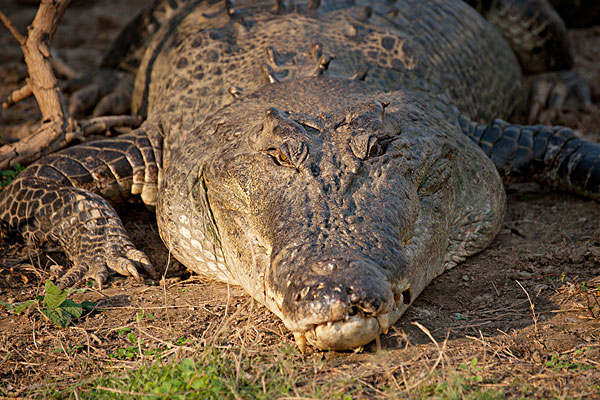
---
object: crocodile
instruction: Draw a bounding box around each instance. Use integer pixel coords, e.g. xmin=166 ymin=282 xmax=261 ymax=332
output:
xmin=1 ymin=0 xmax=599 ymax=351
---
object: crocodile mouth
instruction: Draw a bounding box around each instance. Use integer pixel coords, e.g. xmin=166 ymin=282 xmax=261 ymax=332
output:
xmin=292 ymin=306 xmax=405 ymax=352
xmin=272 ymin=256 xmax=412 ymax=351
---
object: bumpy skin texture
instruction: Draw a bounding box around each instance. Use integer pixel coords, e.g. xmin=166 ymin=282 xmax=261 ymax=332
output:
xmin=2 ymin=0 xmax=599 ymax=350
xmin=0 ymin=128 xmax=161 ymax=288
xmin=466 ymin=0 xmax=573 ymax=72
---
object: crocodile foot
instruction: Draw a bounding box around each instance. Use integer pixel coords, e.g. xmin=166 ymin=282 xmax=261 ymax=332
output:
xmin=528 ymin=69 xmax=592 ymax=125
xmin=64 ymin=68 xmax=134 ymax=117
xmin=58 ymin=232 xmax=156 ymax=290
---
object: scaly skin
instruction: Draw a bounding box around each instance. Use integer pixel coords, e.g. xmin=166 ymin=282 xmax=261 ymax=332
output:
xmin=2 ymin=0 xmax=599 ymax=350
xmin=466 ymin=0 xmax=573 ymax=72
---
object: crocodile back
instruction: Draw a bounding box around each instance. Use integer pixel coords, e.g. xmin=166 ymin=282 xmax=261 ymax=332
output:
xmin=132 ymin=0 xmax=522 ymax=142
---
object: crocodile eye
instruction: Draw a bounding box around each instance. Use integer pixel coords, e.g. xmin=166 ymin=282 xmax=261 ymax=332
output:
xmin=266 ymin=148 xmax=284 ymax=165
xmin=368 ymin=141 xmax=381 ymax=158
xmin=266 ymin=147 xmax=297 ymax=168
xmin=273 ymin=150 xmax=294 ymax=167
xmin=350 ymin=134 xmax=387 ymax=160
xmin=266 ymin=140 xmax=308 ymax=169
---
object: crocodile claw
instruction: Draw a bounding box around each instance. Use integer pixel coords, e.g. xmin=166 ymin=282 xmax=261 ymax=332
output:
xmin=65 ymin=69 xmax=134 ymax=117
xmin=55 ymin=215 xmax=156 ymax=290
xmin=57 ymin=242 xmax=156 ymax=290
xmin=528 ymin=70 xmax=592 ymax=125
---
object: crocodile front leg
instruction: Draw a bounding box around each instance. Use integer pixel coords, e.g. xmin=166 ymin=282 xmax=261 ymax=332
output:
xmin=0 ymin=122 xmax=163 ymax=288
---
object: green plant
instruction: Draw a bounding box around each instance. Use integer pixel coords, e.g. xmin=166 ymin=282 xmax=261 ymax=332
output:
xmin=545 ymin=351 xmax=595 ymax=371
xmin=0 ymin=163 xmax=25 ymax=189
xmin=418 ymin=362 xmax=503 ymax=400
xmin=110 ymin=332 xmax=142 ymax=360
xmin=0 ymin=280 xmax=97 ymax=327
xmin=136 ymin=311 xmax=155 ymax=322
xmin=453 ymin=312 xmax=469 ymax=321
xmin=54 ymin=344 xmax=85 ymax=355
xmin=458 ymin=358 xmax=484 ymax=383
xmin=76 ymin=347 xmax=305 ymax=399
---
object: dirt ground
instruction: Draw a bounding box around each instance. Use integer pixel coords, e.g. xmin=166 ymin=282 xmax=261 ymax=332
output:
xmin=0 ymin=1 xmax=599 ymax=398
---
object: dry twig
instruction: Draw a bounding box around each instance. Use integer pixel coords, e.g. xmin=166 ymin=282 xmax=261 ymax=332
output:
xmin=516 ymin=280 xmax=538 ymax=333
xmin=0 ymin=9 xmax=25 ymax=44
xmin=406 ymin=321 xmax=449 ymax=390
xmin=2 ymin=84 xmax=33 ymax=109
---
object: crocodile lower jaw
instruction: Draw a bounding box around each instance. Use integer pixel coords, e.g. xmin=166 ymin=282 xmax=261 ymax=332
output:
xmin=292 ymin=306 xmax=407 ymax=352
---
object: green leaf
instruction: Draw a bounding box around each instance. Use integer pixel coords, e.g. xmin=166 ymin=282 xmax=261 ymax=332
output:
xmin=178 ymin=358 xmax=195 ymax=373
xmin=44 ymin=280 xmax=68 ymax=309
xmin=13 ymin=299 xmax=37 ymax=314
xmin=1 ymin=299 xmax=37 ymax=314
xmin=42 ymin=307 xmax=72 ymax=328
xmin=190 ymin=377 xmax=204 ymax=390
xmin=0 ymin=170 xmax=17 ymax=177
xmin=60 ymin=299 xmax=83 ymax=318
xmin=80 ymin=300 xmax=97 ymax=310
xmin=2 ymin=280 xmax=99 ymax=328
xmin=118 ymin=327 xmax=132 ymax=335
xmin=127 ymin=332 xmax=137 ymax=345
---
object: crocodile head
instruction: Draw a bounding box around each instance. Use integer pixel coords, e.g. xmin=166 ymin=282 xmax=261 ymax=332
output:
xmin=193 ymin=77 xmax=454 ymax=350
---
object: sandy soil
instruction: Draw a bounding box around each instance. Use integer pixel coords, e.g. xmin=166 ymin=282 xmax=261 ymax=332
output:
xmin=0 ymin=1 xmax=599 ymax=398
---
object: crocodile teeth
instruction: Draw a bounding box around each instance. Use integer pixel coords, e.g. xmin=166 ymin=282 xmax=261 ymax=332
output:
xmin=293 ymin=332 xmax=307 ymax=354
xmin=377 ymin=313 xmax=391 ymax=335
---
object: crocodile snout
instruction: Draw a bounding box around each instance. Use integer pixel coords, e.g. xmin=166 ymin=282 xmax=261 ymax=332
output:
xmin=280 ymin=257 xmax=396 ymax=350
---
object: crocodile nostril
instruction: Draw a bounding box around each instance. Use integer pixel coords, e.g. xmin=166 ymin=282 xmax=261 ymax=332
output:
xmin=282 ymin=258 xmax=395 ymax=328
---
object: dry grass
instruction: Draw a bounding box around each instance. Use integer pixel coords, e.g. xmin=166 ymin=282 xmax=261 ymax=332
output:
xmin=1 ymin=255 xmax=599 ymax=398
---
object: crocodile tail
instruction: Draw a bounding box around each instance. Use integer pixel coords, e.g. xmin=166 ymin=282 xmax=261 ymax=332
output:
xmin=459 ymin=115 xmax=600 ymax=200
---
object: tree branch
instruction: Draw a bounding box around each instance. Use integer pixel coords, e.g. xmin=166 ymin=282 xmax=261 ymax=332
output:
xmin=0 ymin=0 xmax=140 ymax=170
xmin=0 ymin=115 xmax=142 ymax=170
xmin=2 ymin=83 xmax=33 ymax=108
xmin=21 ymin=0 xmax=72 ymax=123
xmin=0 ymin=9 xmax=25 ymax=45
